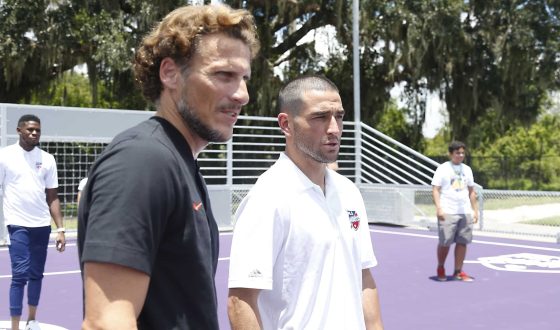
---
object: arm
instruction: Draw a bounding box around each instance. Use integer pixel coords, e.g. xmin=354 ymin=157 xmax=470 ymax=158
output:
xmin=432 ymin=185 xmax=445 ymax=221
xmin=77 ymin=190 xmax=83 ymax=206
xmin=468 ymin=186 xmax=479 ymax=223
xmin=83 ymin=262 xmax=149 ymax=329
xmin=46 ymin=188 xmax=65 ymax=252
xmin=362 ymin=269 xmax=384 ymax=330
xmin=228 ymin=288 xmax=262 ymax=330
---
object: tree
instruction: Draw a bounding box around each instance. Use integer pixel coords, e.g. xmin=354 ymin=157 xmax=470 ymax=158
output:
xmin=2 ymin=0 xmax=559 ymax=149
xmin=363 ymin=0 xmax=560 ymax=142
xmin=219 ymin=0 xmax=352 ymax=118
xmin=0 ymin=0 xmax=183 ymax=108
xmin=474 ymin=114 xmax=560 ymax=190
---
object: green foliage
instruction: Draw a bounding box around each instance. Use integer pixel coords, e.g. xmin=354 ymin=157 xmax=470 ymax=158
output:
xmin=1 ymin=0 xmax=559 ymax=154
xmin=424 ymin=129 xmax=452 ymax=157
xmin=375 ymin=100 xmax=426 ymax=151
xmin=0 ymin=0 xmax=183 ymax=108
xmin=28 ymin=71 xmax=93 ymax=107
xmin=356 ymin=0 xmax=560 ymax=142
xmin=520 ymin=216 xmax=560 ymax=227
xmin=472 ymin=114 xmax=560 ymax=190
xmin=27 ymin=70 xmax=136 ymax=109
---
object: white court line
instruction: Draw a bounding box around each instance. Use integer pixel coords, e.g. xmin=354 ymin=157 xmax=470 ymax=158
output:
xmin=221 ymin=229 xmax=560 ymax=252
xmin=2 ymin=229 xmax=557 ymax=278
xmin=0 ymin=270 xmax=80 ymax=279
xmin=0 ymin=243 xmax=80 ymax=279
xmin=0 ymin=243 xmax=77 ymax=252
xmin=371 ymin=228 xmax=560 ymax=252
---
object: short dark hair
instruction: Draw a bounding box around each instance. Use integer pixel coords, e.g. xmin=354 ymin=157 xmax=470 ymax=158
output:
xmin=277 ymin=75 xmax=339 ymax=115
xmin=18 ymin=114 xmax=41 ymax=127
xmin=448 ymin=140 xmax=466 ymax=153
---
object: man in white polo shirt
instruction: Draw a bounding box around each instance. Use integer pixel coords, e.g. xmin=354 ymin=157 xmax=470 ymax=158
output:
xmin=228 ymin=75 xmax=383 ymax=330
xmin=0 ymin=114 xmax=66 ymax=330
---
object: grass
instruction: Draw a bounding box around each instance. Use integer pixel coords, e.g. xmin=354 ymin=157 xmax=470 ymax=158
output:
xmin=416 ymin=195 xmax=560 ymax=213
xmin=482 ymin=197 xmax=560 ymax=210
xmin=414 ymin=197 xmax=560 ymax=221
xmin=52 ymin=217 xmax=78 ymax=231
xmin=520 ymin=216 xmax=560 ymax=227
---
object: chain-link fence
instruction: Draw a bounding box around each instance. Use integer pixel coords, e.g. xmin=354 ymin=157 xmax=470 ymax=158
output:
xmin=431 ymin=155 xmax=560 ymax=191
xmin=226 ymin=184 xmax=560 ymax=242
xmin=2 ymin=104 xmax=560 ymax=243
xmin=390 ymin=185 xmax=560 ymax=242
xmin=477 ymin=189 xmax=560 ymax=241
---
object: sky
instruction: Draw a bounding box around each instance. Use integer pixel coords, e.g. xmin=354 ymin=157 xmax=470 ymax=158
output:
xmin=424 ymin=94 xmax=447 ymax=138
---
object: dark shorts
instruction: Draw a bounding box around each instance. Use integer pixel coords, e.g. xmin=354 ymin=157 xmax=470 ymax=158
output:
xmin=437 ymin=214 xmax=473 ymax=246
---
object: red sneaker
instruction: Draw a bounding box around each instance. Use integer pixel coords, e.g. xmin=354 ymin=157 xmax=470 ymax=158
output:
xmin=437 ymin=266 xmax=446 ymax=281
xmin=454 ymin=271 xmax=474 ymax=282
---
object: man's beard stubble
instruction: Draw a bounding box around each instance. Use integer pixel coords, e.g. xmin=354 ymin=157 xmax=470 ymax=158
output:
xmin=292 ymin=123 xmax=339 ymax=164
xmin=177 ymin=98 xmax=227 ymax=143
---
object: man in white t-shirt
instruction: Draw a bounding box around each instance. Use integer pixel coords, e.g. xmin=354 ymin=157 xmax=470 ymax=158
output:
xmin=228 ymin=75 xmax=383 ymax=330
xmin=0 ymin=114 xmax=66 ymax=330
xmin=431 ymin=141 xmax=479 ymax=282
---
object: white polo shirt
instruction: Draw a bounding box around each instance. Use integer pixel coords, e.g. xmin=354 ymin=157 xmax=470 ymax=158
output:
xmin=229 ymin=153 xmax=377 ymax=330
xmin=0 ymin=143 xmax=58 ymax=227
xmin=431 ymin=161 xmax=475 ymax=215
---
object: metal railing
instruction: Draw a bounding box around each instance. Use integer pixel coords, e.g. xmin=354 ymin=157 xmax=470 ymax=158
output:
xmin=1 ymin=103 xmax=559 ymax=243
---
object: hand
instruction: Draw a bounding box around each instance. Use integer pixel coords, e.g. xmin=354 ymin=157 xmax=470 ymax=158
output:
xmin=436 ymin=208 xmax=445 ymax=221
xmin=56 ymin=232 xmax=66 ymax=252
xmin=472 ymin=212 xmax=479 ymax=224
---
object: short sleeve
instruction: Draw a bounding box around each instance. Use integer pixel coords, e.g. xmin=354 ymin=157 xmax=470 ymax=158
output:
xmin=352 ymin=188 xmax=377 ymax=269
xmin=80 ymin=140 xmax=178 ymax=275
xmin=44 ymin=153 xmax=59 ymax=189
xmin=465 ymin=166 xmax=475 ymax=187
xmin=78 ymin=177 xmax=88 ymax=191
xmin=0 ymin=151 xmax=5 ymax=187
xmin=228 ymin=191 xmax=283 ymax=290
xmin=431 ymin=163 xmax=444 ymax=186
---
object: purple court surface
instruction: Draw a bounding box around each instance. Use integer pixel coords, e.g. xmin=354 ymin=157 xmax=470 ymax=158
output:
xmin=1 ymin=224 xmax=559 ymax=330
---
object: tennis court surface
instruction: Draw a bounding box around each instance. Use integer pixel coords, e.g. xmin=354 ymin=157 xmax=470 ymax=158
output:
xmin=1 ymin=224 xmax=558 ymax=329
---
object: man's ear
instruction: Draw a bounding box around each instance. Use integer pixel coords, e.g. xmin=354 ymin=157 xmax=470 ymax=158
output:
xmin=278 ymin=113 xmax=291 ymax=136
xmin=159 ymin=57 xmax=181 ymax=90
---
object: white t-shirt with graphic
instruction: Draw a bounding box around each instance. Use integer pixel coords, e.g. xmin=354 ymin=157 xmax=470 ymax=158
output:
xmin=431 ymin=161 xmax=475 ymax=215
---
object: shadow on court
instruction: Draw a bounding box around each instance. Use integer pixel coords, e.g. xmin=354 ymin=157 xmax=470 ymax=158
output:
xmin=1 ymin=224 xmax=558 ymax=329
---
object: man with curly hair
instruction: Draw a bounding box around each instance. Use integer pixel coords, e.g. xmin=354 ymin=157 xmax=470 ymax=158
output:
xmin=78 ymin=4 xmax=259 ymax=329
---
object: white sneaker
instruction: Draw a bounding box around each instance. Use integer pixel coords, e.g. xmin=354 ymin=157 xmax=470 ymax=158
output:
xmin=25 ymin=320 xmax=41 ymax=330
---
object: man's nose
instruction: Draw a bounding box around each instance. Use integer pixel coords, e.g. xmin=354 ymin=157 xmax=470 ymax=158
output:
xmin=231 ymin=80 xmax=249 ymax=106
xmin=327 ymin=115 xmax=341 ymax=134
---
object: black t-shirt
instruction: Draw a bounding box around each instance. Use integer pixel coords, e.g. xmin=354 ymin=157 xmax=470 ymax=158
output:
xmin=78 ymin=117 xmax=219 ymax=329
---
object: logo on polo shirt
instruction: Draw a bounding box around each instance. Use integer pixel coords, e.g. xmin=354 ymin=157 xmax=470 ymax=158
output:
xmin=35 ymin=161 xmax=42 ymax=170
xmin=347 ymin=210 xmax=360 ymax=231
xmin=248 ymin=269 xmax=262 ymax=278
xmin=192 ymin=201 xmax=203 ymax=211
